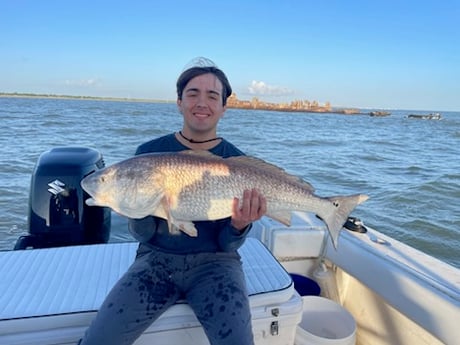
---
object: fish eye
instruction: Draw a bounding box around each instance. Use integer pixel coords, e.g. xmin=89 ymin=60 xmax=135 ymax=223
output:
xmin=100 ymin=176 xmax=105 ymax=183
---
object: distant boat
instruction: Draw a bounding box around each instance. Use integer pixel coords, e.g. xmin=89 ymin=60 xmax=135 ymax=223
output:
xmin=369 ymin=111 xmax=391 ymax=117
xmin=407 ymin=112 xmax=442 ymax=120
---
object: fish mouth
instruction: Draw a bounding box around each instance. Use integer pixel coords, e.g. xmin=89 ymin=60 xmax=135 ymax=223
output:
xmin=80 ymin=175 xmax=92 ymax=190
xmin=84 ymin=196 xmax=110 ymax=209
xmin=80 ymin=177 xmax=99 ymax=206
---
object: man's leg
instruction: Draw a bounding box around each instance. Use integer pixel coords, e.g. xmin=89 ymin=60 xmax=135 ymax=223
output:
xmin=185 ymin=252 xmax=254 ymax=345
xmin=80 ymin=248 xmax=181 ymax=345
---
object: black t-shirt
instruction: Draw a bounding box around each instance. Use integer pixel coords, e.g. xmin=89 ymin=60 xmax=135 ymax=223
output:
xmin=129 ymin=133 xmax=250 ymax=253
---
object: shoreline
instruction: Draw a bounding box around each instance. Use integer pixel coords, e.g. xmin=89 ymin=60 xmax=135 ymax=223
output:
xmin=0 ymin=92 xmax=387 ymax=115
xmin=0 ymin=93 xmax=174 ymax=104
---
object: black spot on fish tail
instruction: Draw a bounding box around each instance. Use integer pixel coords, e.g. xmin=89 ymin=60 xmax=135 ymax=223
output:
xmin=322 ymin=194 xmax=369 ymax=249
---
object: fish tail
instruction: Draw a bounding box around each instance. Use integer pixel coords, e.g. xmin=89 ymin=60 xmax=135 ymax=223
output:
xmin=322 ymin=194 xmax=368 ymax=249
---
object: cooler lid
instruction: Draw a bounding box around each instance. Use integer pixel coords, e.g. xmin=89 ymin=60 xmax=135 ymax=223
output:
xmin=0 ymin=238 xmax=293 ymax=320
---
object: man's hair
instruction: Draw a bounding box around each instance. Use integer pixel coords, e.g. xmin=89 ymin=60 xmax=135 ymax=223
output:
xmin=176 ymin=66 xmax=233 ymax=106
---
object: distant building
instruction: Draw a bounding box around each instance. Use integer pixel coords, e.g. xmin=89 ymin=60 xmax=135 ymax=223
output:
xmin=227 ymin=93 xmax=332 ymax=113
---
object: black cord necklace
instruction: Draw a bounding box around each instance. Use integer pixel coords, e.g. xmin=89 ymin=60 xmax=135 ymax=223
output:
xmin=178 ymin=131 xmax=222 ymax=144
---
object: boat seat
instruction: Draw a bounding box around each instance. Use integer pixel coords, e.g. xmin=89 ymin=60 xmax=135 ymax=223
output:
xmin=0 ymin=238 xmax=298 ymax=344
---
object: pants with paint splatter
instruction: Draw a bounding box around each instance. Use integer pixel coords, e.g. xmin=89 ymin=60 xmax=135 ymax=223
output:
xmin=79 ymin=243 xmax=254 ymax=345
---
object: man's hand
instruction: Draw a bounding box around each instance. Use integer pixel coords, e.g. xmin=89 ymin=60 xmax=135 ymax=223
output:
xmin=231 ymin=189 xmax=267 ymax=231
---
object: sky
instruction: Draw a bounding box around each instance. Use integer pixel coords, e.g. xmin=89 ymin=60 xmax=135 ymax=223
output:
xmin=1 ymin=0 xmax=459 ymax=111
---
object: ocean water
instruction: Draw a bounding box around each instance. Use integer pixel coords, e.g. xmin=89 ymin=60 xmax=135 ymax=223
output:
xmin=1 ymin=97 xmax=459 ymax=268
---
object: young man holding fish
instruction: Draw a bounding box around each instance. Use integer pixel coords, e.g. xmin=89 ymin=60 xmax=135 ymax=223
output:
xmin=79 ymin=58 xmax=267 ymax=345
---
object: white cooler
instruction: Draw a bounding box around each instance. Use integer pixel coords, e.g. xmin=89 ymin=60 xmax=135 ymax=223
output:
xmin=248 ymin=213 xmax=327 ymax=260
xmin=0 ymin=238 xmax=302 ymax=345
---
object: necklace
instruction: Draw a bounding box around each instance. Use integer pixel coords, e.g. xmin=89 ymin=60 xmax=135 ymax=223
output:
xmin=178 ymin=131 xmax=222 ymax=144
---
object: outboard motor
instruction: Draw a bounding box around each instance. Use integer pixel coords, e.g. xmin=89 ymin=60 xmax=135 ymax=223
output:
xmin=14 ymin=147 xmax=111 ymax=249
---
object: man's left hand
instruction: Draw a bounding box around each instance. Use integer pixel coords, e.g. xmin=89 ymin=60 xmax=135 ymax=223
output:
xmin=231 ymin=189 xmax=267 ymax=231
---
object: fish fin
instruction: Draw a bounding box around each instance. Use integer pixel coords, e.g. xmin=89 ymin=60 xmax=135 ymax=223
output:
xmin=152 ymin=204 xmax=168 ymax=220
xmin=158 ymin=196 xmax=199 ymax=237
xmin=162 ymin=211 xmax=198 ymax=237
xmin=267 ymin=210 xmax=293 ymax=226
xmin=166 ymin=223 xmax=185 ymax=235
xmin=174 ymin=220 xmax=198 ymax=237
xmin=321 ymin=194 xmax=369 ymax=249
xmin=228 ymin=156 xmax=315 ymax=192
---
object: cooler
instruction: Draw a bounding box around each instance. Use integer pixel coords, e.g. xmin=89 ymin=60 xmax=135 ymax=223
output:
xmin=249 ymin=212 xmax=327 ymax=259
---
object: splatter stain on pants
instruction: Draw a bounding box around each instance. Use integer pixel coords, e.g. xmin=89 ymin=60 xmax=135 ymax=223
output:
xmin=79 ymin=244 xmax=254 ymax=345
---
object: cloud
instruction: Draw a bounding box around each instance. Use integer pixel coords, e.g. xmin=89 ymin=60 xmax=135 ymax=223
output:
xmin=247 ymin=80 xmax=294 ymax=96
xmin=64 ymin=78 xmax=101 ymax=87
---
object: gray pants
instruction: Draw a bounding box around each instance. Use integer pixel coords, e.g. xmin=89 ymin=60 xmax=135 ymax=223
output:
xmin=79 ymin=244 xmax=254 ymax=345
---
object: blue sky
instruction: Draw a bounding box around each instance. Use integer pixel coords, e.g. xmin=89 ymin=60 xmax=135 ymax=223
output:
xmin=1 ymin=0 xmax=459 ymax=111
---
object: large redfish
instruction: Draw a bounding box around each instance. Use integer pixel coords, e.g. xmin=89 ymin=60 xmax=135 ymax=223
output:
xmin=81 ymin=151 xmax=368 ymax=248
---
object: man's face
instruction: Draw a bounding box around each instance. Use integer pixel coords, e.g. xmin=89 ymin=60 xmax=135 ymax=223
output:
xmin=177 ymin=73 xmax=226 ymax=134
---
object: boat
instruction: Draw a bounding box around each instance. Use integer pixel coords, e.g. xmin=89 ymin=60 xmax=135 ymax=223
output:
xmin=407 ymin=113 xmax=442 ymax=120
xmin=369 ymin=111 xmax=391 ymax=117
xmin=1 ymin=147 xmax=459 ymax=345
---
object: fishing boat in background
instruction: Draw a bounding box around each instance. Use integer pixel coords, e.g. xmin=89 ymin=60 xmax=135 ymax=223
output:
xmin=369 ymin=111 xmax=391 ymax=117
xmin=0 ymin=147 xmax=458 ymax=345
xmin=407 ymin=112 xmax=442 ymax=120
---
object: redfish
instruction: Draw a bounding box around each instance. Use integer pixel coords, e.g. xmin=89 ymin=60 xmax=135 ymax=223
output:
xmin=81 ymin=151 xmax=368 ymax=248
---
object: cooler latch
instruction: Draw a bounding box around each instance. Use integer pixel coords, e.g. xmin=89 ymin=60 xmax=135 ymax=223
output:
xmin=270 ymin=321 xmax=279 ymax=335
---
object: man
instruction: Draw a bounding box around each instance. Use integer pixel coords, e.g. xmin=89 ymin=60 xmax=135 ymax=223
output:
xmin=79 ymin=57 xmax=267 ymax=345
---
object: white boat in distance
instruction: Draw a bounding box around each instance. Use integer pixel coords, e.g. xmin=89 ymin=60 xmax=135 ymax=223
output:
xmin=0 ymin=147 xmax=458 ymax=345
xmin=407 ymin=112 xmax=442 ymax=120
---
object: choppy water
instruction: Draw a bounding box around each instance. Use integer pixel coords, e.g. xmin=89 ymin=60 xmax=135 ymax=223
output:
xmin=1 ymin=97 xmax=459 ymax=268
